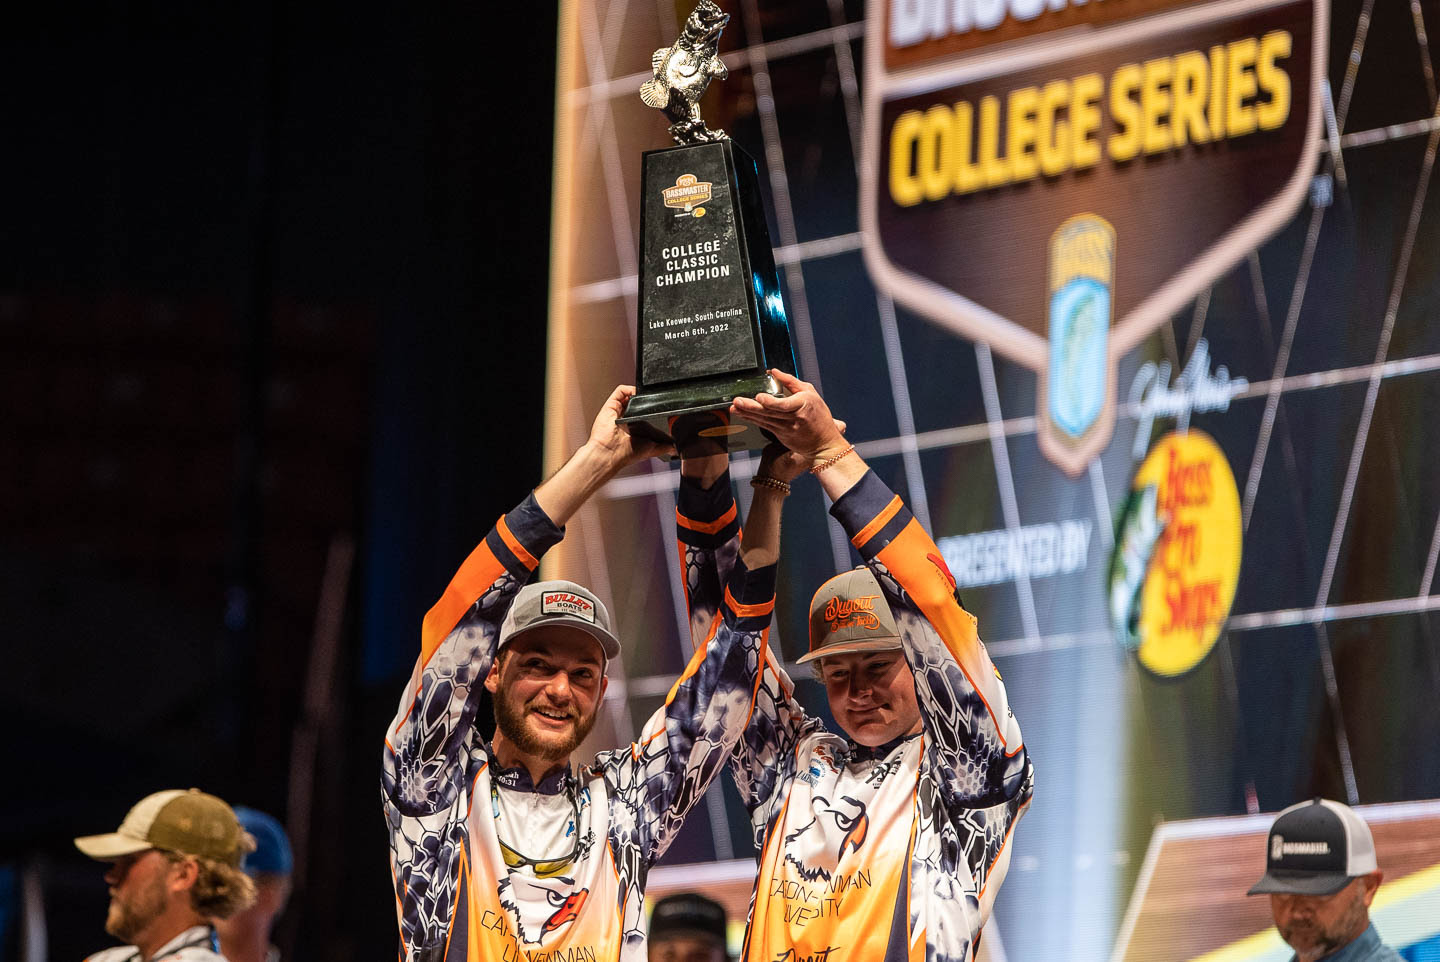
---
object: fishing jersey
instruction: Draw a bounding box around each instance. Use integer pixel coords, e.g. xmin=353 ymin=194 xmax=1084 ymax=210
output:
xmin=86 ymin=925 xmax=225 ymax=962
xmin=679 ymin=470 xmax=1034 ymax=962
xmin=383 ymin=492 xmax=776 ymax=962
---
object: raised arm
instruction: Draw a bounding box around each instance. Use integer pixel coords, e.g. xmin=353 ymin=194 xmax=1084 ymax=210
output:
xmin=383 ymin=385 xmax=672 ymax=817
xmin=600 ymin=438 xmax=807 ymax=866
xmin=735 ymin=371 xmax=1032 ymax=812
xmin=677 ymin=406 xmax=843 ymax=835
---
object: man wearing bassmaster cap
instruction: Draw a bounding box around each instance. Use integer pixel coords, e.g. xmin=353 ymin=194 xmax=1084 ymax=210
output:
xmin=75 ymin=788 xmax=257 ymax=962
xmin=383 ymin=386 xmax=790 ymax=962
xmin=1248 ymin=798 xmax=1403 ymax=961
xmin=697 ymin=369 xmax=1034 ymax=962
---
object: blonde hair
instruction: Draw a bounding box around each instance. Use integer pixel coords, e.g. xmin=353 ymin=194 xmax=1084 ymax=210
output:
xmin=163 ymin=851 xmax=258 ymax=919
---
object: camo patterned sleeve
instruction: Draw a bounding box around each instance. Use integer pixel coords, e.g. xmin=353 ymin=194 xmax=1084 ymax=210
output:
xmin=594 ymin=549 xmax=777 ymax=876
xmin=830 ymin=470 xmax=1034 ymax=815
xmin=381 ymin=494 xmax=562 ymax=949
xmin=674 ymin=470 xmax=742 ymax=650
xmin=673 ymin=473 xmax=820 ymax=845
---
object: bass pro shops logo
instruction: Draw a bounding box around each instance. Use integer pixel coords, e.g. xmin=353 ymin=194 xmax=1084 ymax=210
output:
xmin=860 ymin=0 xmax=1327 ymax=475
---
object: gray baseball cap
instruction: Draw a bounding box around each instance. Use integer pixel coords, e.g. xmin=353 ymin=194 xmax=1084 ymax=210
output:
xmin=498 ymin=580 xmax=621 ymax=661
xmin=798 ymin=567 xmax=902 ymax=665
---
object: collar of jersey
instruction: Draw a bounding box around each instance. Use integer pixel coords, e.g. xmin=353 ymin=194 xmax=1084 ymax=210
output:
xmin=844 ymin=729 xmax=921 ymax=763
xmin=484 ymin=743 xmax=572 ymax=794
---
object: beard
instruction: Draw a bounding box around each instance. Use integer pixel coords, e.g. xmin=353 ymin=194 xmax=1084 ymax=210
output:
xmin=1278 ymin=888 xmax=1370 ymax=960
xmin=493 ymin=691 xmax=600 ymax=762
xmin=105 ymin=869 xmax=167 ymax=943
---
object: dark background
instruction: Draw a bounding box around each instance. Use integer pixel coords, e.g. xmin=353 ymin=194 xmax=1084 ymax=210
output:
xmin=1 ymin=2 xmax=556 ymax=957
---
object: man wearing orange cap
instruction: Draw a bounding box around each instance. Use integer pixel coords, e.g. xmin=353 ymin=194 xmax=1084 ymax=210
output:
xmin=75 ymin=788 xmax=257 ymax=962
xmin=686 ymin=370 xmax=1035 ymax=962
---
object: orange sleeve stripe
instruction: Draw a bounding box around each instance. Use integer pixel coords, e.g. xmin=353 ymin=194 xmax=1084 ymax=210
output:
xmin=650 ymin=613 xmax=723 ymax=743
xmin=875 ymin=520 xmax=1011 ymax=750
xmin=440 ymin=846 xmax=462 ymax=961
xmin=496 ymin=516 xmax=539 ymax=570
xmin=976 ymin=800 xmax=1027 ymax=904
xmin=724 ymin=585 xmax=774 ymax=619
xmin=420 ymin=540 xmax=505 ymax=665
xmin=675 ymin=502 xmax=738 ymax=534
xmin=850 ymin=495 xmax=904 ymax=548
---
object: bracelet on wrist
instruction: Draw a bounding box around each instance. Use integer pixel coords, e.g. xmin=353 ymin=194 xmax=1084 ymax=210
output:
xmin=809 ymin=444 xmax=856 ymax=475
xmin=749 ymin=476 xmax=791 ymax=496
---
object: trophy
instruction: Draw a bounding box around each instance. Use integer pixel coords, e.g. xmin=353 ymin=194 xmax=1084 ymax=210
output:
xmin=618 ymin=0 xmax=800 ymax=452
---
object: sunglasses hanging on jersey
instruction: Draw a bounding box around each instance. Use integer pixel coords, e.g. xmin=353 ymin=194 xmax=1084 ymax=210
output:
xmin=492 ymin=780 xmax=581 ymax=879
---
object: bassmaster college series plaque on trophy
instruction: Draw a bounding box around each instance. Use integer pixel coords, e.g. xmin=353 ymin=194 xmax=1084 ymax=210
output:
xmin=618 ymin=0 xmax=800 ymax=452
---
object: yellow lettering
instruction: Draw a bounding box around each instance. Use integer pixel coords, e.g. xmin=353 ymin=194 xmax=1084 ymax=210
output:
xmin=1208 ymin=45 xmax=1227 ymax=137
xmin=1037 ymin=79 xmax=1071 ymax=177
xmin=1108 ymin=63 xmax=1143 ymax=162
xmin=1141 ymin=56 xmax=1174 ymax=154
xmin=977 ymin=95 xmax=1009 ymax=188
xmin=888 ymin=110 xmax=924 ymax=207
xmin=1171 ymin=50 xmax=1210 ymax=146
xmin=953 ymin=101 xmax=984 ymax=194
xmin=918 ymin=104 xmax=955 ymax=202
xmin=1225 ymin=36 xmax=1258 ymax=137
xmin=1255 ymin=30 xmax=1292 ymax=131
xmin=1007 ymin=85 xmax=1040 ymax=182
xmin=1071 ymin=73 xmax=1103 ymax=169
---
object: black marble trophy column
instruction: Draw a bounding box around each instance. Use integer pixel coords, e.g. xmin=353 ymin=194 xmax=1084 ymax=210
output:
xmin=618 ymin=138 xmax=799 ymax=451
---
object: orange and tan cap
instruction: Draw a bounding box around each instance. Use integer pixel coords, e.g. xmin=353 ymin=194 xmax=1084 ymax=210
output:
xmin=74 ymin=788 xmax=253 ymax=867
xmin=798 ymin=567 xmax=902 ymax=665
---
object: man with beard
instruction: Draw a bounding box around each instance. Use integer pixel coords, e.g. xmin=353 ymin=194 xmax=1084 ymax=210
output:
xmin=75 ymin=789 xmax=257 ymax=961
xmin=681 ymin=370 xmax=1034 ymax=962
xmin=1248 ymin=799 xmax=1403 ymax=961
xmin=383 ymin=386 xmax=802 ymax=962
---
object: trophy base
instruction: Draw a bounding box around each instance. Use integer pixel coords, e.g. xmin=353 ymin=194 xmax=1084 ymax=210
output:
xmin=619 ymin=371 xmax=782 ymax=452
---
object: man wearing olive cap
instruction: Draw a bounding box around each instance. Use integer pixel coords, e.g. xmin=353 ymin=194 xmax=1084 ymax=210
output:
xmin=687 ymin=370 xmax=1034 ymax=962
xmin=1248 ymin=798 xmax=1403 ymax=961
xmin=75 ymin=788 xmax=257 ymax=962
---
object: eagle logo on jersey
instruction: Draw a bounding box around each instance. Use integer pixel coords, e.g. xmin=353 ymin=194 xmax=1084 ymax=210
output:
xmin=541 ymin=888 xmax=590 ymax=937
xmin=782 ymin=795 xmax=870 ymax=882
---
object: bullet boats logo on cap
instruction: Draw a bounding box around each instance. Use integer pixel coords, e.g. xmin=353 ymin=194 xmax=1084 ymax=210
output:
xmin=861 ymin=0 xmax=1327 ymax=475
xmin=542 ymin=592 xmax=596 ymax=622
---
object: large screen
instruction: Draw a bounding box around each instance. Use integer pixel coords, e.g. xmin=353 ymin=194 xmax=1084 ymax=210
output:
xmin=544 ymin=0 xmax=1440 ymax=958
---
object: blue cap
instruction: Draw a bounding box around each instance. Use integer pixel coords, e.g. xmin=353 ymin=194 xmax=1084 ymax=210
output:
xmin=234 ymin=807 xmax=293 ymax=876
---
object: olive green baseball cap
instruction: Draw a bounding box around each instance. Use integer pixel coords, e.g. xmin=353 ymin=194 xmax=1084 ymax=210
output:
xmin=798 ymin=567 xmax=902 ymax=665
xmin=74 ymin=788 xmax=253 ymax=867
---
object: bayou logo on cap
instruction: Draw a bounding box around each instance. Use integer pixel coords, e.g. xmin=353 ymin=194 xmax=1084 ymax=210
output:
xmin=542 ymin=591 xmax=596 ymax=622
xmin=1107 ymin=431 xmax=1242 ymax=677
xmin=663 ymin=173 xmax=712 ymax=217
xmin=824 ymin=593 xmax=882 ymax=633
xmin=860 ymin=0 xmax=1327 ymax=475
